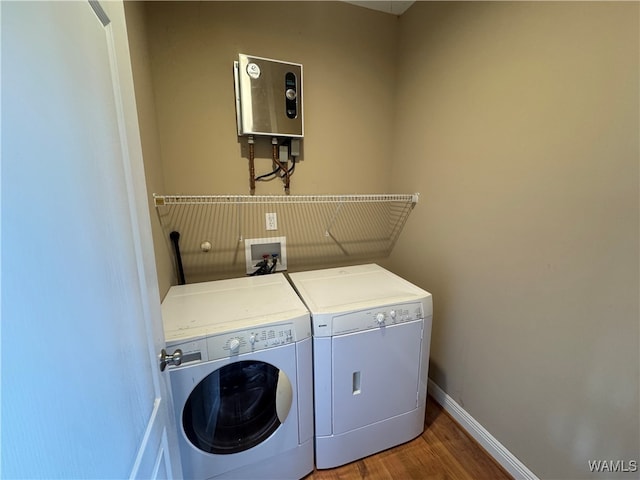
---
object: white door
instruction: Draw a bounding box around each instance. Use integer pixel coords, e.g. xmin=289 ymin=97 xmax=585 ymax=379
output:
xmin=2 ymin=1 xmax=181 ymax=478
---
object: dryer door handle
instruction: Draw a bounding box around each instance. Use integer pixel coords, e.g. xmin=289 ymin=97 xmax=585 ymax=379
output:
xmin=159 ymin=348 xmax=183 ymax=372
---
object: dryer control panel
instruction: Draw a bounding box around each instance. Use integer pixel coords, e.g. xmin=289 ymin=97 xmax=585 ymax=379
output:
xmin=165 ymin=322 xmax=296 ymax=366
xmin=329 ymin=301 xmax=424 ymax=336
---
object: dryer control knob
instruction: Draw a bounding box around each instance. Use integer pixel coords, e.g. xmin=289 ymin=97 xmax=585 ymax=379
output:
xmin=375 ymin=313 xmax=385 ymax=325
xmin=228 ymin=338 xmax=240 ymax=353
xmin=389 ymin=310 xmax=397 ymax=320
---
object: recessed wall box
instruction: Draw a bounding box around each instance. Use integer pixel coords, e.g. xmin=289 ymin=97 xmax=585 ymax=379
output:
xmin=234 ymin=54 xmax=303 ymax=138
xmin=244 ymin=236 xmax=287 ymax=274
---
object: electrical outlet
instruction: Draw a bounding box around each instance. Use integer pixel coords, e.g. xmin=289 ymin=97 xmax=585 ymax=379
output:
xmin=266 ymin=212 xmax=278 ymax=231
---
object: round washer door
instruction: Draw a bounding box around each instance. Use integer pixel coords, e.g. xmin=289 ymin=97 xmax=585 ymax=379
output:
xmin=182 ymin=360 xmax=293 ymax=454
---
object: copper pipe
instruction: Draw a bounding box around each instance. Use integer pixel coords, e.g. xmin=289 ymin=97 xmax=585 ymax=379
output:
xmin=248 ymin=136 xmax=255 ymax=195
xmin=272 ymin=140 xmax=290 ymax=194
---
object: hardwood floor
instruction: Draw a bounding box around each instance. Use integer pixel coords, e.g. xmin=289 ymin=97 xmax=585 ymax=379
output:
xmin=304 ymin=395 xmax=514 ymax=480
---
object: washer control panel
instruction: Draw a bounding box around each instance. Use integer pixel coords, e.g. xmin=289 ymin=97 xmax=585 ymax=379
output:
xmin=331 ymin=302 xmax=424 ymax=336
xmin=166 ymin=323 xmax=295 ymax=366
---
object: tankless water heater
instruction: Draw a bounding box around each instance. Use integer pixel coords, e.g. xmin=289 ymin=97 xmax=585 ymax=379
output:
xmin=234 ymin=54 xmax=303 ymax=138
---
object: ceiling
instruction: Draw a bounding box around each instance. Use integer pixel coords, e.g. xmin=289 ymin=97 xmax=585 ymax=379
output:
xmin=343 ymin=1 xmax=415 ymax=16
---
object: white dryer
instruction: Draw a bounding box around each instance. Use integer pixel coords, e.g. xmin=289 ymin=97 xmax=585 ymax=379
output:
xmin=288 ymin=264 xmax=432 ymax=469
xmin=161 ymin=274 xmax=314 ymax=479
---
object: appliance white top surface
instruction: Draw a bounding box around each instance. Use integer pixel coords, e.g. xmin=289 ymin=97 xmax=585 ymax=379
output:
xmin=289 ymin=264 xmax=429 ymax=314
xmin=161 ymin=274 xmax=309 ymax=343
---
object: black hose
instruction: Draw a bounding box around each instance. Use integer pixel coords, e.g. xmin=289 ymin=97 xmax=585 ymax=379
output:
xmin=170 ymin=231 xmax=186 ymax=285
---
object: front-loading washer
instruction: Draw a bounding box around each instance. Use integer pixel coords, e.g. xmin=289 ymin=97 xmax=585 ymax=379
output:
xmin=161 ymin=274 xmax=314 ymax=479
xmin=288 ymin=264 xmax=432 ymax=469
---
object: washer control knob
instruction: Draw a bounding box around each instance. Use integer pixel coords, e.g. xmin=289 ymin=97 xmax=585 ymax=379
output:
xmin=389 ymin=310 xmax=397 ymax=320
xmin=375 ymin=313 xmax=385 ymax=325
xmin=228 ymin=338 xmax=240 ymax=353
xmin=249 ymin=334 xmax=256 ymax=345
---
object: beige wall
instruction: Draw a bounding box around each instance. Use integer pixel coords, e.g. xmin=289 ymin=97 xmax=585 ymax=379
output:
xmin=143 ymin=0 xmax=398 ymax=195
xmin=390 ymin=2 xmax=639 ymax=478
xmin=138 ymin=1 xmax=399 ymax=287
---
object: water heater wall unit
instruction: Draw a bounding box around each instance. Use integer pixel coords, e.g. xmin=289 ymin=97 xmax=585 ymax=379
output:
xmin=234 ymin=54 xmax=303 ymax=138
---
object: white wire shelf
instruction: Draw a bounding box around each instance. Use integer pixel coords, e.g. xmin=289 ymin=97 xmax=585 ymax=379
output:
xmin=154 ymin=193 xmax=419 ymax=205
xmin=153 ymin=193 xmax=419 ymax=282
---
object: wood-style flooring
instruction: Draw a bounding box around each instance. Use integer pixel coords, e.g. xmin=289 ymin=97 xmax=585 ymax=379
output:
xmin=304 ymin=395 xmax=514 ymax=480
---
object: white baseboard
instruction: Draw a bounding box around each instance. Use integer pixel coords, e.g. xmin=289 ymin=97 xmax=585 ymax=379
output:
xmin=427 ymin=379 xmax=539 ymax=480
